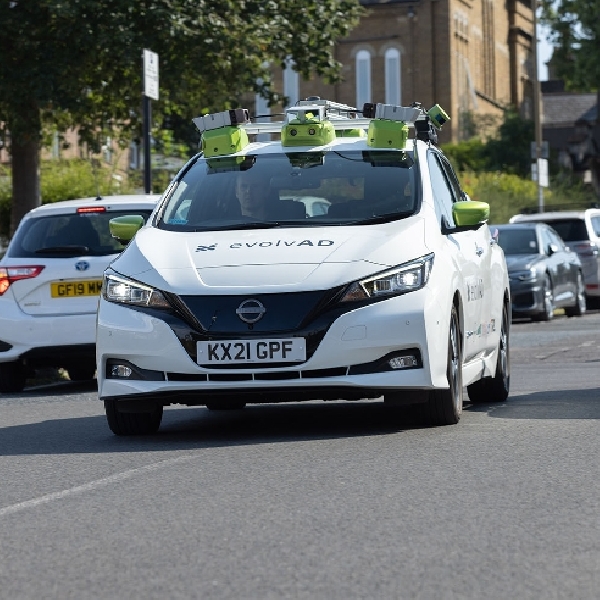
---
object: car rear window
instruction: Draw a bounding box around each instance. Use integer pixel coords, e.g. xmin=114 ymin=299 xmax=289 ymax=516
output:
xmin=7 ymin=210 xmax=153 ymax=259
xmin=540 ymin=219 xmax=588 ymax=243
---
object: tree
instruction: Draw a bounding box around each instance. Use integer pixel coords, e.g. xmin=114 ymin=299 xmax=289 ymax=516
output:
xmin=540 ymin=0 xmax=600 ymax=193
xmin=540 ymin=1 xmax=600 ymax=92
xmin=0 ymin=0 xmax=363 ymax=235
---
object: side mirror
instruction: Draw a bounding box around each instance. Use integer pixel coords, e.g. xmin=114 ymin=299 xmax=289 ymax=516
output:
xmin=453 ymin=200 xmax=490 ymax=227
xmin=547 ymin=243 xmax=559 ymax=256
xmin=109 ymin=215 xmax=145 ymax=245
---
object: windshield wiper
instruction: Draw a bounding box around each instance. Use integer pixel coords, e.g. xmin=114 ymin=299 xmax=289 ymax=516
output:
xmin=192 ymin=221 xmax=290 ymax=231
xmin=340 ymin=211 xmax=414 ymax=226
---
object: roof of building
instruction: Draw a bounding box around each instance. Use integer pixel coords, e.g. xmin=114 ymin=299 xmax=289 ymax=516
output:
xmin=542 ymin=91 xmax=597 ymax=127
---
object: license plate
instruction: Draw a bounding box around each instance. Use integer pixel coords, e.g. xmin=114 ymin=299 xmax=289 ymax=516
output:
xmin=51 ymin=280 xmax=103 ymax=298
xmin=197 ymin=338 xmax=306 ymax=365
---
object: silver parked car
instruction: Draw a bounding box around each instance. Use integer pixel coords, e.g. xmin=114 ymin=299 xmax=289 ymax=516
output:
xmin=509 ymin=209 xmax=600 ymax=305
xmin=495 ymin=222 xmax=586 ymax=321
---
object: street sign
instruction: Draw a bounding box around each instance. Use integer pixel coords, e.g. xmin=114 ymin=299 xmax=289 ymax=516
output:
xmin=530 ymin=140 xmax=549 ymax=159
xmin=531 ymin=158 xmax=549 ymax=187
xmin=143 ymin=49 xmax=159 ymax=101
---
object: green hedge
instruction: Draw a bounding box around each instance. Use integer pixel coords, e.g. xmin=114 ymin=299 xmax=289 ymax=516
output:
xmin=0 ymin=159 xmax=138 ymax=238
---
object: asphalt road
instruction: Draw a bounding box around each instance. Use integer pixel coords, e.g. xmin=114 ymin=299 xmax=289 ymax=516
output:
xmin=1 ymin=312 xmax=599 ymax=599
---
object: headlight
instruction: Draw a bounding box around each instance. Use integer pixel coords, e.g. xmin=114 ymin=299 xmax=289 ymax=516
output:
xmin=340 ymin=253 xmax=434 ymax=302
xmin=511 ymin=268 xmax=537 ymax=282
xmin=102 ymin=273 xmax=171 ymax=308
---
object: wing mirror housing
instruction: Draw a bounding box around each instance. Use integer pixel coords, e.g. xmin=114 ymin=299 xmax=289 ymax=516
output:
xmin=109 ymin=215 xmax=146 ymax=245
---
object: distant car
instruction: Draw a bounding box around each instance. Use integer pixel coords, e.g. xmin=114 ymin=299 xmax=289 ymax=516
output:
xmin=509 ymin=209 xmax=600 ymax=304
xmin=0 ymin=194 xmax=161 ymax=392
xmin=495 ymin=223 xmax=586 ymax=321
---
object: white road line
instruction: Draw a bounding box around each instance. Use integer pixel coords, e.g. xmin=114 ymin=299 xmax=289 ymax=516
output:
xmin=0 ymin=455 xmax=195 ymax=518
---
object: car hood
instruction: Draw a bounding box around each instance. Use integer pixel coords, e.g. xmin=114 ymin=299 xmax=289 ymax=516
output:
xmin=504 ymin=254 xmax=543 ymax=271
xmin=110 ymin=219 xmax=427 ymax=293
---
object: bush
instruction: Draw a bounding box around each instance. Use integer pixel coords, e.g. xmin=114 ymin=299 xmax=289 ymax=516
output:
xmin=0 ymin=159 xmax=139 ymax=237
xmin=40 ymin=159 xmax=135 ymax=203
xmin=459 ymin=171 xmax=538 ymax=224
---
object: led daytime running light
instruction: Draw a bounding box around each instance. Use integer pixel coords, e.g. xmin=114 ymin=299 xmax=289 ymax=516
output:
xmin=103 ymin=274 xmax=170 ymax=308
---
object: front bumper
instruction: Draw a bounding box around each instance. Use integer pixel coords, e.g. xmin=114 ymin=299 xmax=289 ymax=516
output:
xmin=508 ymin=277 xmax=546 ymax=317
xmin=96 ymin=287 xmax=450 ymax=404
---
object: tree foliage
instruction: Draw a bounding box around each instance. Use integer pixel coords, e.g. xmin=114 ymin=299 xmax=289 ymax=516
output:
xmin=442 ymin=110 xmax=534 ymax=178
xmin=0 ymin=0 xmax=363 ymax=233
xmin=540 ymin=0 xmax=600 ymax=92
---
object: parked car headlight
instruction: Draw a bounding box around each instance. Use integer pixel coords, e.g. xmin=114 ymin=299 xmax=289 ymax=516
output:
xmin=102 ymin=273 xmax=170 ymax=308
xmin=511 ymin=268 xmax=537 ymax=282
xmin=340 ymin=253 xmax=434 ymax=302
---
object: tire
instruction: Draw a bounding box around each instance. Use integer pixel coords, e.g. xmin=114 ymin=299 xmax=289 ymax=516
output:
xmin=425 ymin=305 xmax=463 ymax=426
xmin=565 ymin=272 xmax=586 ymax=318
xmin=534 ymin=275 xmax=554 ymax=321
xmin=66 ymin=363 xmax=97 ymax=381
xmin=104 ymin=399 xmax=163 ymax=436
xmin=206 ymin=398 xmax=247 ymax=410
xmin=467 ymin=303 xmax=510 ymax=403
xmin=0 ymin=361 xmax=26 ymax=393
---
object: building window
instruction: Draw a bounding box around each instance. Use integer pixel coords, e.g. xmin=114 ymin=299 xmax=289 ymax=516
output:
xmin=356 ymin=50 xmax=371 ymax=108
xmin=283 ymin=56 xmax=299 ymax=107
xmin=385 ymin=48 xmax=401 ymax=105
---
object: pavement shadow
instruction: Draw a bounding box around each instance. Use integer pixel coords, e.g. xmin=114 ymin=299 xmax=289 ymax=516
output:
xmin=0 ymin=399 xmax=428 ymax=457
xmin=465 ymin=387 xmax=600 ymax=420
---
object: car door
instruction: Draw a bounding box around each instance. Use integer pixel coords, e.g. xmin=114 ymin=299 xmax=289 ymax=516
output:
xmin=548 ymin=226 xmax=577 ymax=303
xmin=427 ymin=151 xmax=488 ymax=361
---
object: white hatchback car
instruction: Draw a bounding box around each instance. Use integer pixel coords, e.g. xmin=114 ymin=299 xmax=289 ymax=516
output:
xmin=96 ymin=100 xmax=510 ymax=435
xmin=0 ymin=194 xmax=160 ymax=392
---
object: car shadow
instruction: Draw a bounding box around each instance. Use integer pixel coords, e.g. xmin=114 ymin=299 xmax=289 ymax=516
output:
xmin=0 ymin=398 xmax=431 ymax=457
xmin=465 ymin=387 xmax=600 ymax=420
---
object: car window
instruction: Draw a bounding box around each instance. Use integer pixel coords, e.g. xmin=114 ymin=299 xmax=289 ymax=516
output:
xmin=590 ymin=215 xmax=600 ymax=236
xmin=438 ymin=155 xmax=463 ymax=202
xmin=426 ymin=151 xmax=455 ymax=228
xmin=7 ymin=210 xmax=154 ymax=259
xmin=157 ymin=151 xmax=419 ymax=230
xmin=543 ymin=219 xmax=589 ymax=242
xmin=496 ymin=228 xmax=538 ymax=254
xmin=547 ymin=228 xmax=565 ymax=252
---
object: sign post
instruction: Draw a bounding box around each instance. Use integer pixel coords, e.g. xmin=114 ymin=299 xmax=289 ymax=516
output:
xmin=142 ymin=49 xmax=159 ymax=194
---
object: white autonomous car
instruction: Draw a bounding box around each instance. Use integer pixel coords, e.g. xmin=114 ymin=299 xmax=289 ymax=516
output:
xmin=96 ymin=99 xmax=510 ymax=435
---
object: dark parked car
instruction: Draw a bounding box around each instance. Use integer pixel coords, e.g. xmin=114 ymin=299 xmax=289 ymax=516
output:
xmin=494 ymin=223 xmax=586 ymax=321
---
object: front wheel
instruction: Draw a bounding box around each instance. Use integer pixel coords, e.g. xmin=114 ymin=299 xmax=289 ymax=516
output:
xmin=565 ymin=272 xmax=586 ymax=317
xmin=0 ymin=361 xmax=26 ymax=393
xmin=467 ymin=303 xmax=510 ymax=403
xmin=534 ymin=275 xmax=554 ymax=321
xmin=104 ymin=399 xmax=163 ymax=436
xmin=426 ymin=305 xmax=463 ymax=426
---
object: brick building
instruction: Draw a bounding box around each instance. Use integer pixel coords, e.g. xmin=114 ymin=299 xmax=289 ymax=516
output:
xmin=265 ymin=0 xmax=536 ymax=144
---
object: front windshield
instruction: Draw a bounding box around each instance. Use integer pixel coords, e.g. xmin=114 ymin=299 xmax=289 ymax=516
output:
xmin=158 ymin=151 xmax=418 ymax=231
xmin=496 ymin=228 xmax=540 ymax=255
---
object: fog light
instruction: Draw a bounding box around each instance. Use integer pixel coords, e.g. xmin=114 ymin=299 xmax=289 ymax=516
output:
xmin=389 ymin=355 xmax=418 ymax=369
xmin=308 ymin=128 xmax=315 ymax=135
xmin=290 ymin=129 xmax=297 ymax=136
xmin=112 ymin=364 xmax=133 ymax=377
